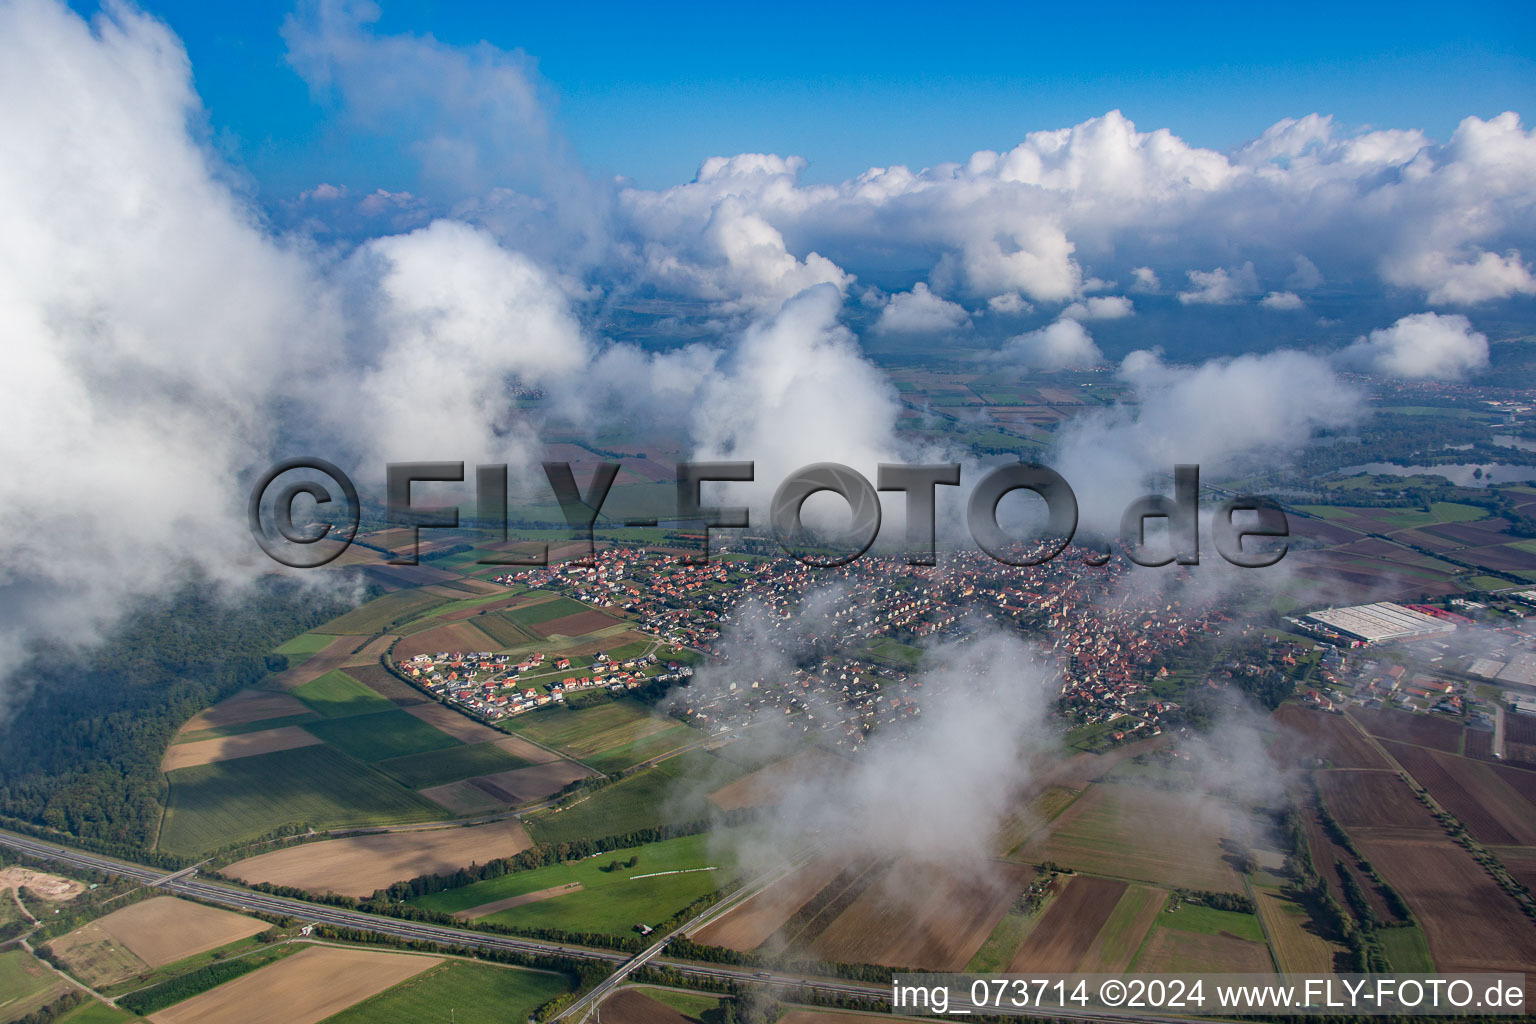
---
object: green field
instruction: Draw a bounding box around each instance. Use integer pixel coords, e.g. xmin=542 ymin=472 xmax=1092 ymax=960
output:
xmin=640 ymin=988 xmax=725 ymax=1021
xmin=374 ymin=741 xmax=529 ymax=788
xmin=605 ymin=641 xmax=654 ymax=661
xmin=314 ymin=590 xmax=453 ymax=635
xmin=273 ymin=633 xmax=337 ymax=659
xmin=503 ymin=596 xmax=592 ymax=627
xmin=303 ymin=709 xmax=461 ymax=762
xmin=583 ymin=727 xmax=696 ymax=775
xmin=294 ymin=671 xmax=396 ymax=719
xmin=525 ymin=752 xmax=740 ymax=846
xmin=0 ymin=948 xmax=66 ymax=1022
xmin=1082 ymin=886 xmax=1166 ymax=970
xmin=506 ymin=701 xmax=681 ymax=761
xmin=965 ymin=905 xmax=1037 ymax=972
xmin=1378 ymin=923 xmax=1436 ymax=971
xmin=1428 ymin=501 xmax=1489 ymax=523
xmin=414 ymin=832 xmax=734 ymax=934
xmin=56 ymin=1002 xmax=140 ymax=1024
xmin=471 ymin=612 xmax=537 ymax=648
xmin=1159 ymin=901 xmax=1266 ymax=943
xmin=159 ymin=745 xmax=442 ymax=855
xmin=319 ymin=961 xmax=570 ymax=1024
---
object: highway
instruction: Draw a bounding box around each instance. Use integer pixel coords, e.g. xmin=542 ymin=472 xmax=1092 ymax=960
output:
xmin=0 ymin=829 xmax=1208 ymax=1024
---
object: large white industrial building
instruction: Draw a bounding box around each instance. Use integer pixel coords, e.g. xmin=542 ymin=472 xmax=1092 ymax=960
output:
xmin=1301 ymin=602 xmax=1457 ymax=645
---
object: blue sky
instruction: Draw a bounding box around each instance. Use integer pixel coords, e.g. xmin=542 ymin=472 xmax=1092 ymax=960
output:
xmin=86 ymin=0 xmax=1536 ymax=196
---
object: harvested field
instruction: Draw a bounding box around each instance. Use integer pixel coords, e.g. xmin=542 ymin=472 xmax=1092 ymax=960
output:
xmin=1314 ymin=770 xmax=1440 ymax=837
xmin=1357 ymin=837 xmax=1536 ymax=974
xmin=453 ymin=882 xmax=583 ymax=920
xmin=178 ymin=690 xmax=310 ymax=733
xmin=341 ymin=635 xmax=398 ymax=669
xmin=1382 ymin=742 xmax=1536 ymax=845
xmin=225 ymin=821 xmax=533 ymax=897
xmin=810 ymin=862 xmax=1031 ymax=970
xmin=532 ymin=609 xmax=623 ymax=638
xmin=1077 ymin=884 xmax=1165 ymax=973
xmin=508 ymin=702 xmax=677 ymax=761
xmin=147 ymin=944 xmax=440 ymax=1024
xmin=1349 ymin=708 xmax=1462 ymax=753
xmin=315 ymin=589 xmax=453 ymax=635
xmin=269 ymin=634 xmax=374 ymax=690
xmin=0 ymin=948 xmax=66 ymax=1021
xmin=467 ymin=761 xmax=597 ymax=804
xmin=342 ymin=663 xmax=427 ymax=705
xmin=1272 ymin=705 xmax=1387 ymax=769
xmin=95 ymin=897 xmax=267 ymax=967
xmin=402 ymin=702 xmax=513 ymax=745
xmin=393 ymin=622 xmax=504 ymax=661
xmin=160 ymin=725 xmax=322 ymax=771
xmin=1007 ymin=875 xmax=1127 ymax=973
xmin=707 ymin=750 xmax=847 ymax=812
xmin=601 ymin=990 xmax=692 ymax=1024
xmin=1495 ymin=847 xmax=1536 ymax=893
xmin=1492 ymin=761 xmax=1536 ymax=803
xmin=419 ymin=780 xmax=504 ymax=815
xmin=0 ymin=867 xmax=83 ymax=901
xmin=692 ymin=857 xmax=849 ymax=951
xmin=1028 ymin=783 xmax=1249 ymax=892
xmin=1255 ymin=889 xmax=1340 ymax=973
xmin=48 ymin=919 xmax=150 ymax=986
xmin=493 ymin=735 xmax=562 ymax=764
xmin=1135 ymin=927 xmax=1273 ymax=973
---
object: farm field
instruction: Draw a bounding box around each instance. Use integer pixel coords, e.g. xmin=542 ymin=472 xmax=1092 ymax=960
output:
xmin=1024 ymin=783 xmax=1249 ymax=892
xmin=177 ymin=690 xmax=311 ymax=734
xmin=159 ymin=746 xmax=443 ymax=855
xmin=1377 ymin=923 xmax=1436 ymax=972
xmin=454 ymin=760 xmax=598 ymax=806
xmin=691 ymin=856 xmax=849 ymax=951
xmin=392 ymin=622 xmax=505 ymax=661
xmin=503 ymin=596 xmax=596 ymax=627
xmin=707 ymin=750 xmax=847 ymax=812
xmin=1349 ymin=708 xmax=1463 ymax=753
xmin=413 ymin=832 xmax=734 ymax=935
xmin=1076 ymin=884 xmax=1166 ymax=973
xmin=1313 ymin=770 xmax=1441 ymax=836
xmin=0 ymin=948 xmax=66 ymax=1022
xmin=47 ymin=921 xmax=150 ymax=988
xmin=146 ymin=945 xmax=440 ymax=1024
xmin=225 ymin=821 xmax=533 ymax=897
xmin=597 ymin=990 xmax=692 ymax=1024
xmin=293 ymin=671 xmax=395 ymax=719
xmin=85 ymin=897 xmax=265 ymax=970
xmin=302 ymin=709 xmax=461 ymax=763
xmin=314 ymin=589 xmax=453 ymax=635
xmin=374 ymin=742 xmax=530 ymax=789
xmin=1271 ymin=705 xmax=1388 ymax=769
xmin=339 ymin=664 xmax=428 ymax=706
xmin=1007 ymin=875 xmax=1126 ymax=973
xmin=1355 ymin=837 xmax=1536 ymax=974
xmin=159 ymin=725 xmax=322 ymax=771
xmin=273 ymin=633 xmax=337 ymax=662
xmin=524 ymin=752 xmax=740 ymax=845
xmin=1379 ymin=741 xmax=1536 ymax=846
xmin=504 ymin=702 xmax=683 ymax=763
xmin=1254 ymin=889 xmax=1341 ymax=973
xmin=809 ymin=861 xmax=1032 ymax=971
xmin=56 ymin=1003 xmax=139 ymax=1024
xmin=318 ymin=960 xmax=571 ymax=1024
xmin=1132 ymin=903 xmax=1274 ymax=973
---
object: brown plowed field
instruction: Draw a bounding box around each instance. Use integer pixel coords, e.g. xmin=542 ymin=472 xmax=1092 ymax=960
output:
xmin=95 ymin=897 xmax=267 ymax=966
xmin=342 ymin=635 xmax=398 ymax=669
xmin=393 ymin=622 xmax=504 ymax=660
xmin=419 ymin=780 xmax=504 ymax=815
xmin=147 ymin=945 xmax=440 ymax=1024
xmin=1382 ymin=742 xmax=1536 ymax=846
xmin=178 ymin=690 xmax=310 ymax=732
xmin=810 ymin=862 xmax=1032 ymax=970
xmin=1349 ymin=709 xmax=1462 ymax=753
xmin=1007 ymin=875 xmax=1127 ymax=973
xmin=1272 ymin=705 xmax=1387 ymax=769
xmin=401 ymin=702 xmax=508 ymax=744
xmin=692 ymin=857 xmax=850 ymax=951
xmin=468 ymin=761 xmax=596 ymax=804
xmin=600 ymin=990 xmax=693 ymax=1024
xmin=1494 ymin=847 xmax=1536 ymax=892
xmin=454 ymin=882 xmax=583 ymax=920
xmin=344 ymin=663 xmax=427 ymax=705
xmin=1357 ymin=838 xmax=1536 ymax=975
xmin=1314 ymin=770 xmax=1440 ymax=836
xmin=1492 ymin=761 xmax=1536 ymax=803
xmin=159 ymin=725 xmax=322 ymax=771
xmin=225 ymin=821 xmax=533 ymax=897
xmin=531 ymin=610 xmax=624 ymax=638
